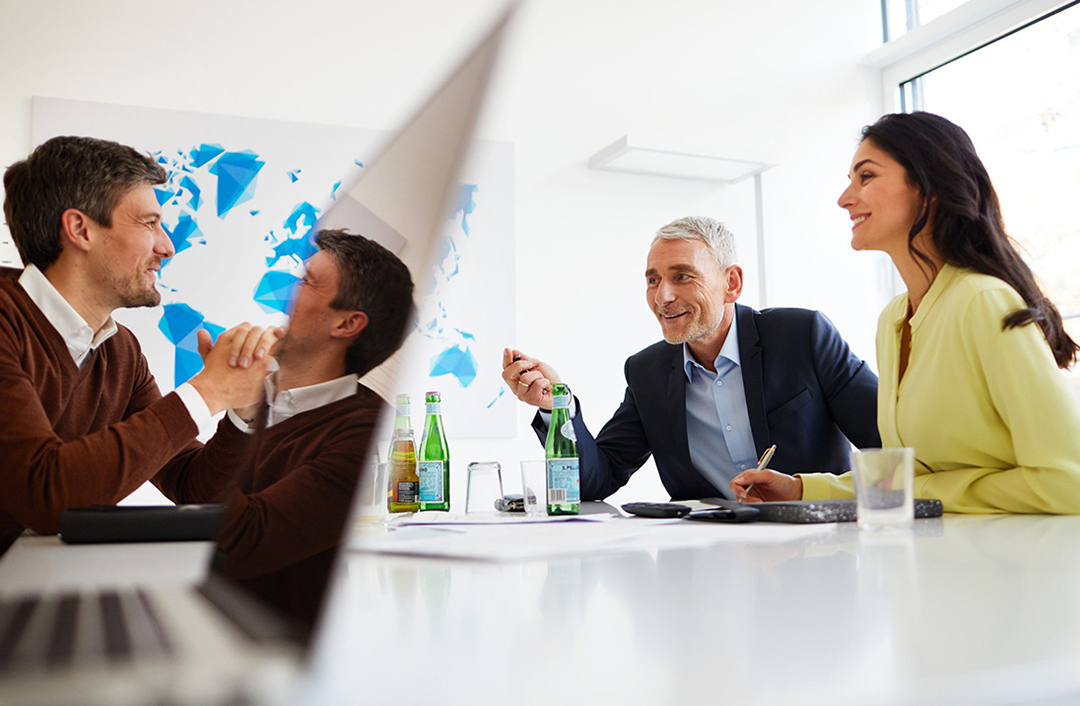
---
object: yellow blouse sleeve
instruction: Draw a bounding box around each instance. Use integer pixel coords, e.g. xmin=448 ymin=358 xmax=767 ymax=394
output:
xmin=799 ymin=471 xmax=855 ymax=500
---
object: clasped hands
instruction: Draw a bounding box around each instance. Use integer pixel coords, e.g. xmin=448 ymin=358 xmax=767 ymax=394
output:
xmin=188 ymin=323 xmax=286 ymax=416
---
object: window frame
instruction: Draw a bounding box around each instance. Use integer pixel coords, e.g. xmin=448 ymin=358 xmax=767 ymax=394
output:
xmin=863 ymin=0 xmax=1077 ymax=297
xmin=867 ymin=0 xmax=1075 ymax=115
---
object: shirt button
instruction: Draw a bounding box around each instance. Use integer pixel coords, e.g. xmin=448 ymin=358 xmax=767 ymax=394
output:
xmin=725 ymin=425 xmax=732 ymax=431
xmin=716 ymin=380 xmax=723 ymax=387
xmin=741 ymin=464 xmax=748 ymax=470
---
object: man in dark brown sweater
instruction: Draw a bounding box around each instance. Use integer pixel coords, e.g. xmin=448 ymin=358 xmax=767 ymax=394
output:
xmin=212 ymin=229 xmax=413 ymax=631
xmin=0 ymin=136 xmax=282 ymax=554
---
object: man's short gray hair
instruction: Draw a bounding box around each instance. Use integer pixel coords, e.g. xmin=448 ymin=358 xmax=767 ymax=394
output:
xmin=651 ymin=216 xmax=737 ymax=271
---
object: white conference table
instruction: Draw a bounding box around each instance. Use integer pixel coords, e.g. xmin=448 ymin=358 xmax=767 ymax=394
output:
xmin=5 ymin=511 xmax=1080 ymax=706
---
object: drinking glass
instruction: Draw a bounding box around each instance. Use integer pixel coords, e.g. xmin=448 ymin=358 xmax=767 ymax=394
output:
xmin=465 ymin=461 xmax=504 ymax=515
xmin=851 ymin=447 xmax=915 ymax=530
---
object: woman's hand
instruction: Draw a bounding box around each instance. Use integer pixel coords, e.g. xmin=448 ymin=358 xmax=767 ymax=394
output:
xmin=729 ymin=468 xmax=803 ymax=503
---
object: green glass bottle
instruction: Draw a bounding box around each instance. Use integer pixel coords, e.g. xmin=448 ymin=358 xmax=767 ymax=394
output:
xmin=388 ymin=394 xmax=419 ymax=513
xmin=545 ymin=382 xmax=580 ymax=515
xmin=418 ymin=391 xmax=450 ymax=511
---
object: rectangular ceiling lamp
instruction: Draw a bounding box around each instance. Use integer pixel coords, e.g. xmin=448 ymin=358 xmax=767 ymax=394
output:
xmin=588 ymin=135 xmax=772 ymax=183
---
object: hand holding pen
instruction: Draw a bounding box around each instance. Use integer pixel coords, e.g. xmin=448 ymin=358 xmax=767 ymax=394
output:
xmin=728 ymin=445 xmax=804 ymax=503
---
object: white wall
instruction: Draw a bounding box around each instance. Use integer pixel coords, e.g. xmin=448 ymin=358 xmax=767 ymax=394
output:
xmin=0 ymin=0 xmax=893 ymax=507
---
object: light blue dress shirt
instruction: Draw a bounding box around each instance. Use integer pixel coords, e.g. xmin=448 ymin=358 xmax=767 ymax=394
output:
xmin=682 ymin=314 xmax=758 ymax=498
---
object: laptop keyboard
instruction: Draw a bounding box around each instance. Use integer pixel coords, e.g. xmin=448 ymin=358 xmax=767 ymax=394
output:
xmin=0 ymin=589 xmax=173 ymax=671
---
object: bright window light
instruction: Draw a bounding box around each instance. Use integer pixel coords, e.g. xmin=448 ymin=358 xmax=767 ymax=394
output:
xmin=901 ymin=2 xmax=1080 ymax=387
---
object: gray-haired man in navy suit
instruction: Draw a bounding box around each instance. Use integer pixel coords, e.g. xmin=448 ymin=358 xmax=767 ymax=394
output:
xmin=501 ymin=216 xmax=880 ymax=502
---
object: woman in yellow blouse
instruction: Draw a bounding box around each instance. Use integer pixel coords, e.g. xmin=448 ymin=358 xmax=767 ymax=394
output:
xmin=731 ymin=112 xmax=1080 ymax=513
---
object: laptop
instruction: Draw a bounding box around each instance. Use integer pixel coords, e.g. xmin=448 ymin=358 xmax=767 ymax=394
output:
xmin=0 ymin=7 xmax=512 ymax=704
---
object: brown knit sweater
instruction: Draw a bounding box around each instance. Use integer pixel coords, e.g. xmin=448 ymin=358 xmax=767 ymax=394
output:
xmin=215 ymin=386 xmax=382 ymax=575
xmin=213 ymin=386 xmax=383 ymax=631
xmin=0 ymin=268 xmax=248 ymax=554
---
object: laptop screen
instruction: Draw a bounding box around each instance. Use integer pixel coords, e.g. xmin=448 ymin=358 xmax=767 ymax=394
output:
xmin=201 ymin=7 xmax=508 ymax=651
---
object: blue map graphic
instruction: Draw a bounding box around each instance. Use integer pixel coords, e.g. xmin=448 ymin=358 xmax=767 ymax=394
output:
xmin=208 ymin=151 xmax=264 ymax=217
xmin=253 ymin=270 xmax=301 ymax=315
xmin=150 ymin=143 xmax=294 ymax=383
xmin=162 ymin=215 xmax=202 ymax=269
xmin=430 ymin=344 xmax=478 ymax=387
xmin=158 ymin=303 xmax=224 ymax=385
xmin=152 ymin=143 xmax=490 ymax=394
xmin=423 ymin=184 xmax=480 ymax=389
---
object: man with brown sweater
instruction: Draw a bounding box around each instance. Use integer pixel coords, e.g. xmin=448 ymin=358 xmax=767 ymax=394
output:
xmin=212 ymin=229 xmax=413 ymax=630
xmin=0 ymin=136 xmax=281 ymax=554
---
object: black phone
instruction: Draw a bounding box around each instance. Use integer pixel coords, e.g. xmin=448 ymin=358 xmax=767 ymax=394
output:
xmin=495 ymin=494 xmax=525 ymax=512
xmin=621 ymin=502 xmax=692 ymax=518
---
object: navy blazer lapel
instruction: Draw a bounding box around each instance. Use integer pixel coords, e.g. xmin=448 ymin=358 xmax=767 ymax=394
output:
xmin=666 ymin=346 xmax=693 ymax=471
xmin=737 ymin=304 xmax=770 ymax=453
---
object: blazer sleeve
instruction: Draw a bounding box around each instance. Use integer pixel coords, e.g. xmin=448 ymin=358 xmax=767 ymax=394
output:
xmin=529 ymin=359 xmax=654 ymax=501
xmin=809 ymin=310 xmax=881 ymax=449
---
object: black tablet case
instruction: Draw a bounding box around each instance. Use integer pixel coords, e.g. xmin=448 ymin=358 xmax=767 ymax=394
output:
xmin=691 ymin=498 xmax=943 ymax=524
xmin=60 ymin=505 xmax=225 ymax=543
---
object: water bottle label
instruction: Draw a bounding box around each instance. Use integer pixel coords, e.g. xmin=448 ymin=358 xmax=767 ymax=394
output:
xmin=397 ymin=405 xmax=410 ymax=417
xmin=419 ymin=461 xmax=445 ymax=502
xmin=546 ymin=458 xmax=580 ymax=504
xmin=560 ymin=420 xmax=576 ymax=442
xmin=551 ymin=394 xmax=570 ymax=409
xmin=426 ymin=403 xmax=441 ymax=415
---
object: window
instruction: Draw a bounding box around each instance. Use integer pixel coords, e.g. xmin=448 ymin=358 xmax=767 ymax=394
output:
xmin=872 ymin=0 xmax=1080 ymax=389
xmin=882 ymin=0 xmax=972 ymax=41
xmin=902 ymin=3 xmax=1080 ymax=381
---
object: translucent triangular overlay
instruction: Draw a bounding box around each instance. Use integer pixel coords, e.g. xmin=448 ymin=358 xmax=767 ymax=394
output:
xmin=315 ymin=4 xmax=516 ymax=403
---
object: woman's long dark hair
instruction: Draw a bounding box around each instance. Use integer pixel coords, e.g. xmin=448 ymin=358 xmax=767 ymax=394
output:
xmin=862 ymin=111 xmax=1078 ymax=369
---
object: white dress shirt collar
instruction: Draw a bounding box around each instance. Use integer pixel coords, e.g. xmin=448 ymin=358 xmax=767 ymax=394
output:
xmin=264 ymin=372 xmax=360 ymax=427
xmin=683 ymin=308 xmax=741 ymax=380
xmin=18 ymin=264 xmax=118 ymax=368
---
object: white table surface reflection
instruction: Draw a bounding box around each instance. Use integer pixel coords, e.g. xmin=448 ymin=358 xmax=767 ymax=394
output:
xmin=5 ymin=514 xmax=1080 ymax=705
xmin=309 ymin=513 xmax=1080 ymax=706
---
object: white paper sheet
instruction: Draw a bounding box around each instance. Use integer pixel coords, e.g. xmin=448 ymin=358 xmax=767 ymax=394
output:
xmin=387 ymin=511 xmax=616 ymax=526
xmin=350 ymin=517 xmax=836 ymax=562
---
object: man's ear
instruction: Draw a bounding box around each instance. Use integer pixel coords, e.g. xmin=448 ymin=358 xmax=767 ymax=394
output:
xmin=332 ymin=311 xmax=369 ymax=340
xmin=59 ymin=208 xmax=95 ymax=254
xmin=724 ymin=264 xmax=744 ymax=304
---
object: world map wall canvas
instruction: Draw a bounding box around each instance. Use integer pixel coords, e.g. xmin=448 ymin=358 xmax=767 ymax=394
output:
xmin=31 ymin=97 xmax=515 ymax=439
